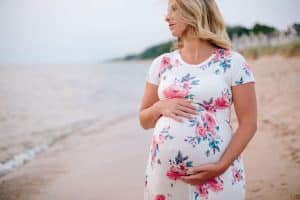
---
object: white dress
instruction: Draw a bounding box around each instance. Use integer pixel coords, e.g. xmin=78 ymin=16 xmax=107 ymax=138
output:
xmin=143 ymin=48 xmax=256 ymax=200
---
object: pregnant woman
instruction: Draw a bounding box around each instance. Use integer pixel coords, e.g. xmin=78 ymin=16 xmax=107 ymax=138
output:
xmin=139 ymin=0 xmax=257 ymax=199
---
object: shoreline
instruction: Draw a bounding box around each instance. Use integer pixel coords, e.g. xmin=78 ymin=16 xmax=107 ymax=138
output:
xmin=0 ymin=55 xmax=299 ymax=200
xmin=0 ymin=112 xmax=138 ymax=179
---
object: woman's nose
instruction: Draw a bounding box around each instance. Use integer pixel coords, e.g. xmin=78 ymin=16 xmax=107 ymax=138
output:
xmin=165 ymin=14 xmax=170 ymax=23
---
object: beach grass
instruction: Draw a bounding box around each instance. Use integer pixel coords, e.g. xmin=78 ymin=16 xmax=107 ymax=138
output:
xmin=239 ymin=40 xmax=300 ymax=59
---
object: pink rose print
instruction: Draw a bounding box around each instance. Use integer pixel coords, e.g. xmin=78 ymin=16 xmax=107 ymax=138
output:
xmin=212 ymin=48 xmax=231 ymax=62
xmin=194 ymin=177 xmax=224 ymax=199
xmin=166 ymin=164 xmax=187 ymax=180
xmin=205 ymin=112 xmax=216 ymax=132
xmin=150 ymin=134 xmax=165 ymax=167
xmin=242 ymin=62 xmax=254 ymax=78
xmin=185 ymin=112 xmax=221 ymax=152
xmin=163 ymin=73 xmax=200 ymax=100
xmin=154 ymin=194 xmax=166 ymax=200
xmin=150 ymin=126 xmax=174 ymax=168
xmin=157 ymin=135 xmax=164 ymax=144
xmin=174 ymin=59 xmax=180 ymax=68
xmin=196 ymin=184 xmax=209 ymax=199
xmin=185 ymin=91 xmax=230 ymax=153
xmin=160 ymin=56 xmax=171 ymax=70
xmin=158 ymin=56 xmax=172 ymax=78
xmin=230 ymin=157 xmax=244 ymax=185
xmin=207 ymin=178 xmax=224 ymax=192
xmin=163 ymin=82 xmax=189 ymax=99
xmin=215 ymin=95 xmax=230 ymax=109
xmin=200 ymin=98 xmax=216 ymax=113
xmin=244 ymin=62 xmax=252 ymax=71
xmin=195 ymin=125 xmax=207 ymax=137
xmin=166 ymin=150 xmax=193 ymax=184
xmin=210 ymin=48 xmax=233 ymax=73
xmin=232 ymin=167 xmax=242 ymax=182
xmin=151 ymin=135 xmax=164 ymax=150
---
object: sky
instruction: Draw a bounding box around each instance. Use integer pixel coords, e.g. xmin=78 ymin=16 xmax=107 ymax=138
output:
xmin=0 ymin=0 xmax=299 ymax=64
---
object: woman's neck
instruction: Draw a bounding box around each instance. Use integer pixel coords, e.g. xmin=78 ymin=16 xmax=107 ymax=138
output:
xmin=180 ymin=34 xmax=217 ymax=63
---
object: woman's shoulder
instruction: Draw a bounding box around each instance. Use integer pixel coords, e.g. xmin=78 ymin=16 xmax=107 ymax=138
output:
xmin=149 ymin=50 xmax=178 ymax=69
xmin=214 ymin=48 xmax=248 ymax=68
xmin=225 ymin=48 xmax=247 ymax=61
xmin=214 ymin=48 xmax=244 ymax=59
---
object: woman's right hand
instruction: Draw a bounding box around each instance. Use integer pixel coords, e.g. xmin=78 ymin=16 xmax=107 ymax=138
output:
xmin=156 ymin=98 xmax=198 ymax=122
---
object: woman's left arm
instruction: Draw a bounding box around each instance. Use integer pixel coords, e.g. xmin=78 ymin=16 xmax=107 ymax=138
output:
xmin=179 ymin=82 xmax=257 ymax=185
xmin=218 ymin=82 xmax=257 ymax=172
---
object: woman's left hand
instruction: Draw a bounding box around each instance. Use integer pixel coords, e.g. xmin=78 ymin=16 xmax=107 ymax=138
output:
xmin=179 ymin=163 xmax=227 ymax=186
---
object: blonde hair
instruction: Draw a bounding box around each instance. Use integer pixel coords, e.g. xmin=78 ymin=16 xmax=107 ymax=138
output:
xmin=172 ymin=0 xmax=232 ymax=50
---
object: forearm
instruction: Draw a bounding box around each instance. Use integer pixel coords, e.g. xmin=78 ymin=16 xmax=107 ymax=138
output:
xmin=218 ymin=121 xmax=257 ymax=172
xmin=139 ymin=101 xmax=162 ymax=130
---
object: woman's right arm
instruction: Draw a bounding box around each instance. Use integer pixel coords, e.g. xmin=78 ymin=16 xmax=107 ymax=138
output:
xmin=139 ymin=82 xmax=162 ymax=130
xmin=139 ymin=82 xmax=197 ymax=129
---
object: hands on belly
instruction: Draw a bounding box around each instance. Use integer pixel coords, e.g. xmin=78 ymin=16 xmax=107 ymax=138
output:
xmin=156 ymin=98 xmax=198 ymax=122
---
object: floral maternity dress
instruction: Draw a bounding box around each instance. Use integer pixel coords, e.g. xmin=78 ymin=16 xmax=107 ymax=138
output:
xmin=143 ymin=48 xmax=256 ymax=200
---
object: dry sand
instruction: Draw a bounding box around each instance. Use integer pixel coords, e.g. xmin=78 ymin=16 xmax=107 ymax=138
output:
xmin=0 ymin=55 xmax=299 ymax=200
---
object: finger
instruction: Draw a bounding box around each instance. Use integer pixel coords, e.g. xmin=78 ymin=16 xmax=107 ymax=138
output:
xmin=191 ymin=164 xmax=213 ymax=172
xmin=179 ymin=100 xmax=197 ymax=110
xmin=180 ymin=173 xmax=204 ymax=181
xmin=170 ymin=113 xmax=183 ymax=122
xmin=178 ymin=105 xmax=198 ymax=115
xmin=174 ymin=110 xmax=194 ymax=119
xmin=180 ymin=173 xmax=207 ymax=185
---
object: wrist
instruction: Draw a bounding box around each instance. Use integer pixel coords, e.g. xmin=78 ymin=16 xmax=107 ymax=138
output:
xmin=217 ymin=160 xmax=230 ymax=173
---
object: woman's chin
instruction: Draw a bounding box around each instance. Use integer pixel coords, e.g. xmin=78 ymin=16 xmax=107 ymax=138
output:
xmin=170 ymin=31 xmax=180 ymax=37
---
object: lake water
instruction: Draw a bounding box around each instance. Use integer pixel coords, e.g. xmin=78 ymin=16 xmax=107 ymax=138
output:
xmin=0 ymin=60 xmax=152 ymax=176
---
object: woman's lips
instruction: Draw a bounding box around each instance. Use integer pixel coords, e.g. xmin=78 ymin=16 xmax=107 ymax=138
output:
xmin=169 ymin=24 xmax=175 ymax=29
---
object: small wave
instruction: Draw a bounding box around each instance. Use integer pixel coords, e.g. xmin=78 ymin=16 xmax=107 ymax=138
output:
xmin=0 ymin=111 xmax=138 ymax=179
xmin=0 ymin=144 xmax=48 ymax=178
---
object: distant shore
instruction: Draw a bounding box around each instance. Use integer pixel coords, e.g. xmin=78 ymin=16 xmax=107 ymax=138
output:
xmin=110 ymin=40 xmax=300 ymax=62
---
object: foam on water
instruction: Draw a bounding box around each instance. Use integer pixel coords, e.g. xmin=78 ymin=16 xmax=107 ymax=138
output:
xmin=0 ymin=143 xmax=48 ymax=177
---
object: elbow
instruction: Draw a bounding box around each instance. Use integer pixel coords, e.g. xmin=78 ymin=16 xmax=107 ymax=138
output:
xmin=253 ymin=122 xmax=258 ymax=134
xmin=139 ymin=120 xmax=149 ymax=130
xmin=139 ymin=121 xmax=152 ymax=130
xmin=139 ymin=112 xmax=151 ymax=130
xmin=139 ymin=117 xmax=147 ymax=130
xmin=250 ymin=118 xmax=258 ymax=134
xmin=239 ymin=119 xmax=257 ymax=135
xmin=139 ymin=117 xmax=155 ymax=130
xmin=250 ymin=124 xmax=257 ymax=136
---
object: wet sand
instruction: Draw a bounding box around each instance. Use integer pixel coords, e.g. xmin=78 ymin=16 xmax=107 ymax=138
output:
xmin=0 ymin=55 xmax=299 ymax=200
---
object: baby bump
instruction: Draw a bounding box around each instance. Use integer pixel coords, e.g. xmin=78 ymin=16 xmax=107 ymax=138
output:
xmin=151 ymin=115 xmax=233 ymax=168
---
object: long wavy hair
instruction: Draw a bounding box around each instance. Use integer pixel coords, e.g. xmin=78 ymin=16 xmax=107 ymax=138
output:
xmin=171 ymin=0 xmax=232 ymax=50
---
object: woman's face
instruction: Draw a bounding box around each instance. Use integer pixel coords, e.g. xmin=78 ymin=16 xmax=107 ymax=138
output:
xmin=165 ymin=0 xmax=187 ymax=38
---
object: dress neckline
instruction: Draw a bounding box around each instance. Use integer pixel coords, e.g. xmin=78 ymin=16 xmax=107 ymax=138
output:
xmin=175 ymin=48 xmax=219 ymax=68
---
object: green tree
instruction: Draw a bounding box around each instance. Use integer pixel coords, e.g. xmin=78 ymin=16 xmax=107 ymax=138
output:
xmin=292 ymin=23 xmax=300 ymax=36
xmin=252 ymin=23 xmax=278 ymax=35
xmin=138 ymin=41 xmax=174 ymax=59
xmin=226 ymin=25 xmax=251 ymax=39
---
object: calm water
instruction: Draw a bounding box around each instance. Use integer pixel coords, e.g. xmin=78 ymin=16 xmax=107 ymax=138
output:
xmin=0 ymin=61 xmax=151 ymax=175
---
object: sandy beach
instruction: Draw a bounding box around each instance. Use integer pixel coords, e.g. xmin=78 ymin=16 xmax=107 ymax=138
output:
xmin=0 ymin=55 xmax=299 ymax=200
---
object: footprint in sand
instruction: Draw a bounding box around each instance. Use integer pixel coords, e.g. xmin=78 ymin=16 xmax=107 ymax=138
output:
xmin=291 ymin=193 xmax=300 ymax=200
xmin=280 ymin=182 xmax=288 ymax=186
xmin=250 ymin=186 xmax=262 ymax=193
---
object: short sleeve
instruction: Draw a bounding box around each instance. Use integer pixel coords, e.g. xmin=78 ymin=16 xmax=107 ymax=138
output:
xmin=230 ymin=52 xmax=256 ymax=86
xmin=145 ymin=55 xmax=163 ymax=85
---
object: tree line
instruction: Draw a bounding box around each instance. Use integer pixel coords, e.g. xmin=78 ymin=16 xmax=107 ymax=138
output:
xmin=118 ymin=23 xmax=300 ymax=61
